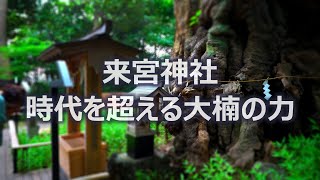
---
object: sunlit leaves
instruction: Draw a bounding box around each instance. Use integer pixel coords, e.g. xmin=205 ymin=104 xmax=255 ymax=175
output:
xmin=189 ymin=10 xmax=201 ymax=27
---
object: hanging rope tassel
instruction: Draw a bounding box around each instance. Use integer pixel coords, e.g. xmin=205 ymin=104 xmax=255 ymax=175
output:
xmin=263 ymin=79 xmax=272 ymax=100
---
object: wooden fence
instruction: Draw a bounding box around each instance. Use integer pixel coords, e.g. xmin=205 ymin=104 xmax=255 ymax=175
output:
xmin=8 ymin=120 xmax=51 ymax=173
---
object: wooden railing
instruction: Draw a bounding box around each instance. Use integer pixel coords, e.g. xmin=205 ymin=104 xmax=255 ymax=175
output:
xmin=8 ymin=120 xmax=110 ymax=179
xmin=8 ymin=120 xmax=51 ymax=173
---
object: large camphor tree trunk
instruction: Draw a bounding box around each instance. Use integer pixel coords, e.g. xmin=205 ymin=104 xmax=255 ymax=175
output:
xmin=0 ymin=0 xmax=7 ymax=46
xmin=166 ymin=0 xmax=320 ymax=168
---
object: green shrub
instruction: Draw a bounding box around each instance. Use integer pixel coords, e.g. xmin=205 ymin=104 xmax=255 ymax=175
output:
xmin=179 ymin=142 xmax=318 ymax=180
xmin=17 ymin=131 xmax=51 ymax=172
xmin=273 ymin=134 xmax=320 ymax=179
xmin=101 ymin=121 xmax=127 ymax=156
xmin=16 ymin=120 xmax=67 ymax=172
xmin=179 ymin=117 xmax=320 ymax=180
xmin=180 ymin=152 xmax=280 ymax=180
xmin=136 ymin=169 xmax=176 ymax=180
xmin=29 ymin=81 xmax=50 ymax=96
xmin=181 ymin=152 xmax=235 ymax=180
xmin=271 ymin=118 xmax=320 ymax=180
xmin=101 ymin=122 xmax=172 ymax=157
xmin=150 ymin=122 xmax=172 ymax=147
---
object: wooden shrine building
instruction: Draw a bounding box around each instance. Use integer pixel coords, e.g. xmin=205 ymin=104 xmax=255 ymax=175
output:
xmin=38 ymin=21 xmax=140 ymax=178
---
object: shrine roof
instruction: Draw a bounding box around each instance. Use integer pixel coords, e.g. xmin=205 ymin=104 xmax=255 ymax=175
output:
xmin=129 ymin=85 xmax=171 ymax=98
xmin=38 ymin=21 xmax=141 ymax=62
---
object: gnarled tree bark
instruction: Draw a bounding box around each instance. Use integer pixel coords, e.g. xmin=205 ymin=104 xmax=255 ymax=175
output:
xmin=167 ymin=0 xmax=320 ymax=168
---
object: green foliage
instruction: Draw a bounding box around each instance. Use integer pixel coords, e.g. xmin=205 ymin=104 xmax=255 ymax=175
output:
xmin=135 ymin=169 xmax=176 ymax=180
xmin=271 ymin=118 xmax=320 ymax=179
xmin=180 ymin=117 xmax=320 ymax=180
xmin=8 ymin=0 xmax=93 ymax=42
xmin=150 ymin=122 xmax=173 ymax=147
xmin=16 ymin=119 xmax=174 ymax=172
xmin=181 ymin=152 xmax=280 ymax=180
xmin=309 ymin=117 xmax=320 ymax=132
xmin=143 ymin=0 xmax=175 ymax=49
xmin=101 ymin=122 xmax=173 ymax=156
xmin=33 ymin=0 xmax=93 ymax=42
xmin=29 ymin=81 xmax=50 ymax=95
xmin=5 ymin=0 xmax=93 ymax=81
xmin=180 ymin=147 xmax=314 ymax=180
xmin=16 ymin=119 xmax=67 ymax=172
xmin=201 ymin=153 xmax=235 ymax=179
xmin=0 ymin=27 xmax=51 ymax=80
xmin=71 ymin=0 xmax=175 ymax=51
xmin=101 ymin=121 xmax=127 ymax=156
xmin=4 ymin=0 xmax=176 ymax=80
xmin=182 ymin=152 xmax=235 ymax=180
xmin=16 ymin=121 xmax=121 ymax=171
xmin=7 ymin=0 xmax=37 ymax=38
xmin=273 ymin=134 xmax=320 ymax=179
xmin=136 ymin=169 xmax=158 ymax=180
xmin=61 ymin=116 xmax=128 ymax=157
xmin=249 ymin=162 xmax=282 ymax=180
xmin=17 ymin=131 xmax=51 ymax=172
xmin=189 ymin=10 xmax=201 ymax=27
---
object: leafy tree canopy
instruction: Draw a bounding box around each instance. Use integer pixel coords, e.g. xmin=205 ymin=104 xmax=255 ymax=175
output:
xmin=3 ymin=0 xmax=175 ymax=80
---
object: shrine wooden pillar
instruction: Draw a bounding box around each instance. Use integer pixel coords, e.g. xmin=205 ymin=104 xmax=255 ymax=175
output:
xmin=66 ymin=57 xmax=82 ymax=134
xmin=84 ymin=57 xmax=105 ymax=174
